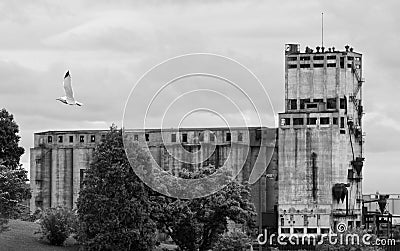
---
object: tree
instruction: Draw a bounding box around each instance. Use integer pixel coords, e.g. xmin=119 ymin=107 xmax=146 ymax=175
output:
xmin=152 ymin=166 xmax=256 ymax=251
xmin=0 ymin=108 xmax=25 ymax=169
xmin=77 ymin=125 xmax=157 ymax=250
xmin=0 ymin=108 xmax=30 ymax=232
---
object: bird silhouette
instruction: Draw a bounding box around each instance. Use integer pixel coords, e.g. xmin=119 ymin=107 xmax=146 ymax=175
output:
xmin=56 ymin=71 xmax=83 ymax=106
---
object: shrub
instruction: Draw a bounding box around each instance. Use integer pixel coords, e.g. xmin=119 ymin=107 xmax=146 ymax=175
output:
xmin=36 ymin=207 xmax=77 ymax=246
xmin=213 ymin=231 xmax=252 ymax=251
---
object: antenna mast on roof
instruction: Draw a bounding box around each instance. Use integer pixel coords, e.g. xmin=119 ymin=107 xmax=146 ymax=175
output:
xmin=321 ymin=12 xmax=324 ymax=49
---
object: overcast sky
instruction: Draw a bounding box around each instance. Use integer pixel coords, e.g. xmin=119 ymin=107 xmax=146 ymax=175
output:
xmin=0 ymin=0 xmax=399 ymax=194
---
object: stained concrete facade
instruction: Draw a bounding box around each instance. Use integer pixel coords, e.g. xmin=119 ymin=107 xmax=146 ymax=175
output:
xmin=30 ymin=127 xmax=279 ymax=230
xmin=278 ymin=44 xmax=364 ymax=235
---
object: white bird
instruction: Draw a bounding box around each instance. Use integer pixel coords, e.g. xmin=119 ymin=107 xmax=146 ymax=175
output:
xmin=56 ymin=71 xmax=83 ymax=106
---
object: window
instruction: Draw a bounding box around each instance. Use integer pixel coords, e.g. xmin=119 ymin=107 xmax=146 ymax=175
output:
xmin=58 ymin=136 xmax=63 ymax=143
xmin=48 ymin=136 xmax=53 ymax=143
xmin=294 ymin=228 xmax=304 ymax=234
xmin=171 ymin=134 xmax=176 ymax=142
xmin=300 ymin=56 xmax=310 ymax=61
xmin=134 ymin=134 xmax=139 ymax=141
xmin=288 ymin=64 xmax=297 ymax=69
xmin=300 ymin=99 xmax=310 ymax=109
xmin=356 ymin=221 xmax=361 ymax=228
xmin=287 ymin=57 xmax=297 ymax=61
xmin=90 ymin=135 xmax=95 ymax=142
xmin=327 ymin=55 xmax=336 ymax=60
xmin=340 ymin=98 xmax=347 ymax=109
xmin=348 ymin=221 xmax=354 ymax=229
xmin=226 ymin=133 xmax=231 ymax=142
xmin=281 ymin=228 xmax=290 ymax=234
xmin=35 ymin=158 xmax=41 ymax=165
xmin=307 ymin=118 xmax=317 ymax=125
xmin=281 ymin=118 xmax=290 ymax=126
xmin=340 ymin=117 xmax=345 ymax=128
xmin=199 ymin=132 xmax=204 ymax=142
xmin=80 ymin=169 xmax=85 ymax=189
xmin=340 ymin=57 xmax=345 ymax=68
xmin=347 ymin=56 xmax=354 ymax=60
xmin=306 ymin=103 xmax=318 ymax=109
xmin=340 ymin=130 xmax=346 ymax=134
xmin=327 ymin=98 xmax=337 ymax=109
xmin=209 ymin=133 xmax=215 ymax=142
xmin=320 ymin=117 xmax=330 ymax=125
xmin=69 ymin=136 xmax=74 ymax=143
xmin=238 ymin=132 xmax=243 ymax=142
xmin=101 ymin=134 xmax=106 ymax=140
xmin=300 ymin=64 xmax=310 ymax=68
xmin=290 ymin=99 xmax=297 ymax=110
xmin=327 ymin=63 xmax=336 ymax=67
xmin=313 ymin=98 xmax=323 ymax=103
xmin=293 ymin=118 xmax=304 ymax=125
xmin=313 ymin=63 xmax=324 ymax=68
xmin=333 ymin=117 xmax=338 ymax=125
xmin=182 ymin=133 xmax=187 ymax=143
xmin=321 ymin=228 xmax=330 ymax=234
xmin=80 ymin=135 xmax=85 ymax=143
xmin=347 ymin=63 xmax=353 ymax=68
xmin=313 ymin=55 xmax=324 ymax=60
xmin=307 ymin=228 xmax=317 ymax=234
xmin=145 ymin=133 xmax=149 ymax=141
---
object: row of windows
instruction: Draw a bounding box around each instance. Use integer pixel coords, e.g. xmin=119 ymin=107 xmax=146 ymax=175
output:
xmin=46 ymin=135 xmax=99 ymax=144
xmin=288 ymin=55 xmax=360 ymax=61
xmin=281 ymin=116 xmax=346 ymax=128
xmin=289 ymin=98 xmax=347 ymax=110
xmin=136 ymin=132 xmax=244 ymax=143
xmin=281 ymin=227 xmax=330 ymax=234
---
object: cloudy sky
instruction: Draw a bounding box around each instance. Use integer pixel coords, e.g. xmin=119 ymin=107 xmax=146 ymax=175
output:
xmin=0 ymin=0 xmax=399 ymax=194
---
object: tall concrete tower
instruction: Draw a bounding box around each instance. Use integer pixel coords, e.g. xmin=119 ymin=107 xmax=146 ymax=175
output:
xmin=278 ymin=44 xmax=364 ymax=235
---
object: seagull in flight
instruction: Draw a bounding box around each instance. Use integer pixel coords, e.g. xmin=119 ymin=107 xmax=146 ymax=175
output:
xmin=56 ymin=71 xmax=83 ymax=106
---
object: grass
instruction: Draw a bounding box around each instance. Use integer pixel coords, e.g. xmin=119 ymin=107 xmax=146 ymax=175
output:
xmin=0 ymin=219 xmax=79 ymax=251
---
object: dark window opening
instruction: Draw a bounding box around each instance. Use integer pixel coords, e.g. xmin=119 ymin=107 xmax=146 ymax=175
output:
xmin=340 ymin=130 xmax=346 ymax=134
xmin=327 ymin=63 xmax=336 ymax=68
xmin=69 ymin=136 xmax=73 ymax=143
xmin=48 ymin=136 xmax=53 ymax=143
xmin=58 ymin=136 xmax=63 ymax=143
xmin=145 ymin=133 xmax=149 ymax=141
xmin=333 ymin=117 xmax=338 ymax=125
xmin=226 ymin=133 xmax=231 ymax=142
xmin=182 ymin=133 xmax=187 ymax=143
xmin=340 ymin=98 xmax=347 ymax=109
xmin=313 ymin=55 xmax=324 ymax=60
xmin=294 ymin=228 xmax=304 ymax=234
xmin=290 ymin=99 xmax=297 ymax=110
xmin=238 ymin=132 xmax=243 ymax=142
xmin=320 ymin=117 xmax=330 ymax=125
xmin=255 ymin=130 xmax=261 ymax=140
xmin=313 ymin=98 xmax=323 ymax=103
xmin=300 ymin=56 xmax=310 ymax=61
xmin=293 ymin=118 xmax=304 ymax=125
xmin=90 ymin=135 xmax=95 ymax=142
xmin=288 ymin=64 xmax=297 ymax=69
xmin=327 ymin=98 xmax=337 ymax=109
xmin=340 ymin=57 xmax=345 ymax=68
xmin=101 ymin=134 xmax=106 ymax=140
xmin=171 ymin=134 xmax=176 ymax=142
xmin=347 ymin=56 xmax=354 ymax=60
xmin=284 ymin=118 xmax=291 ymax=125
xmin=307 ymin=118 xmax=317 ymax=125
xmin=80 ymin=169 xmax=85 ymax=189
xmin=321 ymin=228 xmax=330 ymax=234
xmin=340 ymin=117 xmax=345 ymax=128
xmin=313 ymin=63 xmax=324 ymax=68
xmin=347 ymin=63 xmax=353 ymax=68
xmin=281 ymin=228 xmax=290 ymax=234
xmin=209 ymin=133 xmax=215 ymax=142
xmin=307 ymin=228 xmax=317 ymax=234
xmin=199 ymin=132 xmax=204 ymax=142
xmin=80 ymin=135 xmax=85 ymax=143
xmin=287 ymin=57 xmax=297 ymax=61
xmin=300 ymin=64 xmax=310 ymax=68
xmin=327 ymin=55 xmax=336 ymax=60
xmin=306 ymin=103 xmax=318 ymax=109
xmin=300 ymin=99 xmax=310 ymax=109
xmin=134 ymin=134 xmax=139 ymax=141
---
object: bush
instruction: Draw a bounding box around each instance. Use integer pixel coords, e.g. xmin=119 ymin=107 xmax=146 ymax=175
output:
xmin=36 ymin=207 xmax=77 ymax=246
xmin=213 ymin=231 xmax=252 ymax=251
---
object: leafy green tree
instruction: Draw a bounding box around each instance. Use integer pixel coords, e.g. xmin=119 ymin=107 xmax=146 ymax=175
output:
xmin=213 ymin=231 xmax=252 ymax=251
xmin=77 ymin=125 xmax=157 ymax=250
xmin=152 ymin=166 xmax=256 ymax=251
xmin=0 ymin=108 xmax=30 ymax=232
xmin=0 ymin=108 xmax=25 ymax=169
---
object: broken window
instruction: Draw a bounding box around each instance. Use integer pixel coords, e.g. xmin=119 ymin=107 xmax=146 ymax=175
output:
xmin=80 ymin=135 xmax=85 ymax=143
xmin=300 ymin=56 xmax=310 ymax=61
xmin=320 ymin=117 xmax=330 ymax=125
xmin=289 ymin=99 xmax=297 ymax=110
xmin=327 ymin=98 xmax=337 ymax=109
xmin=58 ymin=136 xmax=63 ymax=143
xmin=293 ymin=118 xmax=304 ymax=125
xmin=134 ymin=134 xmax=139 ymax=141
xmin=145 ymin=133 xmax=149 ymax=141
xmin=307 ymin=118 xmax=317 ymax=125
xmin=90 ymin=135 xmax=95 ymax=142
xmin=48 ymin=136 xmax=53 ymax=143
